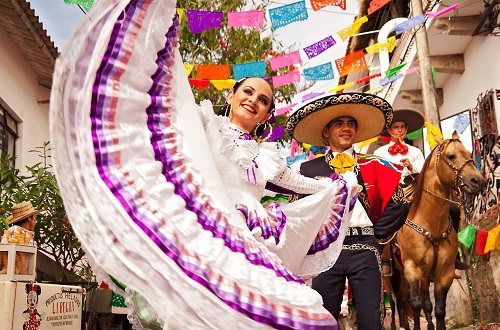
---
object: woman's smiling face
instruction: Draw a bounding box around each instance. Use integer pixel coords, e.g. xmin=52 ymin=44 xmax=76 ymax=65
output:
xmin=227 ymin=78 xmax=273 ymax=132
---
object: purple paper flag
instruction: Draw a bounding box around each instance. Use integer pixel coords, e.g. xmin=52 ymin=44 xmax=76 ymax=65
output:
xmin=394 ymin=14 xmax=426 ymax=35
xmin=269 ymin=51 xmax=302 ymax=71
xmin=302 ymin=92 xmax=325 ymax=102
xmin=269 ymin=1 xmax=308 ymax=30
xmin=272 ymin=71 xmax=301 ymax=88
xmin=186 ymin=10 xmax=223 ymax=34
xmin=303 ymin=36 xmax=336 ymax=59
xmin=380 ymin=74 xmax=404 ymax=86
xmin=227 ymin=11 xmax=265 ymax=29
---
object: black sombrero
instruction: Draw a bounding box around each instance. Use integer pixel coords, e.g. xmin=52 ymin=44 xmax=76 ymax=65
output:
xmin=285 ymin=93 xmax=394 ymax=146
xmin=380 ymin=108 xmax=425 ymax=136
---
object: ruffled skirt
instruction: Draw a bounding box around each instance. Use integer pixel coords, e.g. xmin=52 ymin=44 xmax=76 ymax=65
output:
xmin=49 ymin=0 xmax=345 ymax=328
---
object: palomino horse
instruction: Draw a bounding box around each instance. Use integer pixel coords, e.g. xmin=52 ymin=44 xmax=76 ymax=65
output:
xmin=391 ymin=131 xmax=486 ymax=330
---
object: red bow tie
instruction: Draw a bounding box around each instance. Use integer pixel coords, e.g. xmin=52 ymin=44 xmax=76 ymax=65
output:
xmin=388 ymin=143 xmax=409 ymax=155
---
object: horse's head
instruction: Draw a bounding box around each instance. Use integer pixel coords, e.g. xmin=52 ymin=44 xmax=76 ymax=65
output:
xmin=434 ymin=131 xmax=486 ymax=195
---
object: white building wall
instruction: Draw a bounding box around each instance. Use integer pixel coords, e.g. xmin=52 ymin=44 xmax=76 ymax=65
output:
xmin=0 ymin=25 xmax=51 ymax=172
xmin=439 ymin=35 xmax=500 ymax=131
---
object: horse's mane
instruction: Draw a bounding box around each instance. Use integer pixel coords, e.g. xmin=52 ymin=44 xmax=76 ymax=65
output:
xmin=408 ymin=141 xmax=443 ymax=214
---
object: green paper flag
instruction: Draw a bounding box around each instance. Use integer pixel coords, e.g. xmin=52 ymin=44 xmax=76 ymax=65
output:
xmin=458 ymin=224 xmax=477 ymax=249
xmin=406 ymin=128 xmax=423 ymax=140
xmin=111 ymin=292 xmax=127 ymax=308
xmin=385 ymin=62 xmax=407 ymax=78
xmin=432 ymin=67 xmax=437 ymax=87
xmin=64 ymin=0 xmax=94 ymax=12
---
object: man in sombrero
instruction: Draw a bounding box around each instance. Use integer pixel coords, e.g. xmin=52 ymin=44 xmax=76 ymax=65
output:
xmin=285 ymin=93 xmax=410 ymax=329
xmin=374 ymin=107 xmax=425 ymax=184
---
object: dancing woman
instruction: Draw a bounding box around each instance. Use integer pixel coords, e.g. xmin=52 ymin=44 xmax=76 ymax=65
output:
xmin=50 ymin=1 xmax=360 ymax=328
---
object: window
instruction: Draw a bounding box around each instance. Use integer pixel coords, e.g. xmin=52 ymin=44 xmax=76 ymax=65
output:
xmin=0 ymin=104 xmax=18 ymax=158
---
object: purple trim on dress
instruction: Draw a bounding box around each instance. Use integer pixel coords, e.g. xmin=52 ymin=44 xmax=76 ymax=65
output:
xmin=307 ymin=177 xmax=350 ymax=255
xmin=236 ymin=202 xmax=286 ymax=245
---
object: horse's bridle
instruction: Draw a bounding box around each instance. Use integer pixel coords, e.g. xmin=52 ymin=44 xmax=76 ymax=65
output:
xmin=424 ymin=138 xmax=475 ymax=205
xmin=405 ymin=138 xmax=473 ymax=253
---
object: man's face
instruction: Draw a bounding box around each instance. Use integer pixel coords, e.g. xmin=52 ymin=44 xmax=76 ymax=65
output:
xmin=387 ymin=121 xmax=408 ymax=139
xmin=322 ymin=116 xmax=358 ymax=153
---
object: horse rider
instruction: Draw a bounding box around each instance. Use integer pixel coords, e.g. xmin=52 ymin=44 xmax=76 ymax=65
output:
xmin=285 ymin=93 xmax=410 ymax=329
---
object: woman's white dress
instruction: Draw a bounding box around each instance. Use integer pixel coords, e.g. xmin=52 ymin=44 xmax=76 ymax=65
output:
xmin=49 ymin=0 xmax=357 ymax=329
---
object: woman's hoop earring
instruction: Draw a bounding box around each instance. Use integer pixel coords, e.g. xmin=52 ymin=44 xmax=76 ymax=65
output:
xmin=225 ymin=104 xmax=232 ymax=117
xmin=253 ymin=122 xmax=273 ymax=143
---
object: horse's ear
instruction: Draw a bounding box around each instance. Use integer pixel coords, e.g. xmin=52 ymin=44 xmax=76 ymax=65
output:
xmin=434 ymin=134 xmax=444 ymax=145
xmin=452 ymin=130 xmax=460 ymax=140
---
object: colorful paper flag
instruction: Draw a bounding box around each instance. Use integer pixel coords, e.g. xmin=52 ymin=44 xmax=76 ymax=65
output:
xmin=188 ymin=78 xmax=210 ymax=89
xmin=367 ymin=0 xmax=391 ymax=15
xmin=386 ymin=62 xmax=407 ymax=78
xmin=303 ymin=36 xmax=337 ymax=59
xmin=476 ymin=229 xmax=489 ymax=255
xmin=335 ymin=50 xmax=367 ymax=77
xmin=272 ymin=71 xmax=301 ymax=88
xmin=394 ymin=14 xmax=426 ymax=35
xmin=303 ymin=62 xmax=335 ymax=81
xmin=302 ymin=91 xmax=325 ymax=102
xmin=405 ymin=66 xmax=420 ymax=75
xmin=186 ymin=10 xmax=223 ymax=34
xmin=365 ymin=36 xmax=397 ymax=54
xmin=269 ymin=1 xmax=308 ymax=30
xmin=426 ymin=4 xmax=459 ymax=18
xmin=453 ymin=112 xmax=470 ymax=134
xmin=196 ymin=64 xmax=230 ymax=80
xmin=276 ymin=103 xmax=298 ymax=116
xmin=310 ymin=0 xmax=347 ymax=11
xmin=328 ymin=82 xmax=354 ymax=93
xmin=485 ymin=224 xmax=500 ymax=252
xmin=211 ymin=79 xmax=237 ymax=91
xmin=227 ymin=10 xmax=265 ymax=29
xmin=337 ymin=16 xmax=368 ymax=42
xmin=269 ymin=51 xmax=302 ymax=71
xmin=64 ymin=0 xmax=93 ymax=11
xmin=424 ymin=121 xmax=443 ymax=148
xmin=380 ymin=74 xmax=403 ymax=86
xmin=355 ymin=73 xmax=381 ymax=84
xmin=184 ymin=64 xmax=194 ymax=77
xmin=233 ymin=61 xmax=267 ymax=80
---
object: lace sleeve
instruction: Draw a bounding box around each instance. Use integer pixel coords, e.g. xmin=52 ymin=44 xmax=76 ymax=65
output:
xmin=198 ymin=99 xmax=216 ymax=127
xmin=270 ymin=166 xmax=330 ymax=195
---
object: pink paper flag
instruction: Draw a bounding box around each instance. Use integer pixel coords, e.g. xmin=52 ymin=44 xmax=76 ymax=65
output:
xmin=227 ymin=11 xmax=265 ymax=29
xmin=272 ymin=71 xmax=301 ymax=88
xmin=426 ymin=4 xmax=458 ymax=18
xmin=269 ymin=51 xmax=302 ymax=71
xmin=276 ymin=103 xmax=298 ymax=116
xmin=405 ymin=66 xmax=420 ymax=75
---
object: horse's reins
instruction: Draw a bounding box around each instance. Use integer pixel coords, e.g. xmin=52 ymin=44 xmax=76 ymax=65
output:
xmin=404 ymin=138 xmax=474 ymax=271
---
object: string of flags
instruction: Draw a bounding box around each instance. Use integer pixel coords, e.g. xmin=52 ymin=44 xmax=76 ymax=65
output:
xmin=65 ymin=0 xmax=459 ymax=92
xmin=458 ymin=223 xmax=500 ymax=255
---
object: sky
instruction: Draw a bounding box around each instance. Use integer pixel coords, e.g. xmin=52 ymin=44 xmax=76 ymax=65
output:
xmin=28 ymin=0 xmax=359 ymax=101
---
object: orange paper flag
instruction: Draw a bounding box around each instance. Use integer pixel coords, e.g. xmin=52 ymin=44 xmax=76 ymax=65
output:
xmin=335 ymin=50 xmax=367 ymax=77
xmin=310 ymin=0 xmax=346 ymax=11
xmin=196 ymin=64 xmax=231 ymax=80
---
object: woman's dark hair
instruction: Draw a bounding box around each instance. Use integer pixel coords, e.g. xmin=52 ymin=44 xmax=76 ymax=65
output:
xmin=218 ymin=77 xmax=275 ymax=117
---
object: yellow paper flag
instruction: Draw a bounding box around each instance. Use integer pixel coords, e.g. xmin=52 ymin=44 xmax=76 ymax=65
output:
xmin=177 ymin=8 xmax=184 ymax=22
xmin=365 ymin=36 xmax=396 ymax=54
xmin=328 ymin=82 xmax=354 ymax=93
xmin=337 ymin=16 xmax=368 ymax=42
xmin=211 ymin=79 xmax=236 ymax=91
xmin=184 ymin=64 xmax=194 ymax=77
xmin=357 ymin=137 xmax=379 ymax=150
xmin=424 ymin=121 xmax=443 ymax=149
xmin=485 ymin=224 xmax=500 ymax=253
